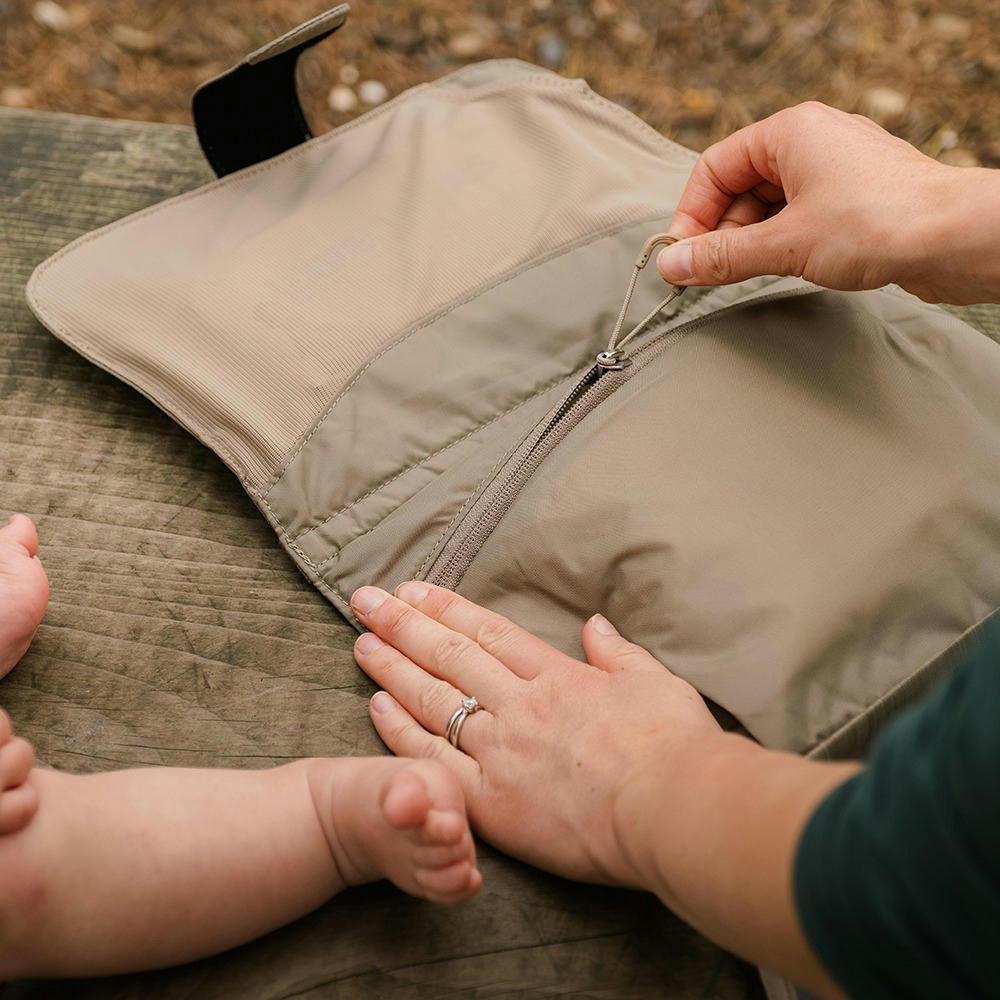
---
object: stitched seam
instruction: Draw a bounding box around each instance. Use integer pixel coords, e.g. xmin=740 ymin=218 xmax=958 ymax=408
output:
xmin=28 ymin=79 xmax=437 ymax=289
xmin=413 ymin=419 xmax=529 ymax=581
xmin=416 ymin=282 xmax=819 ymax=590
xmin=28 ymin=63 xmax=537 ymax=342
xmin=22 ymin=300 xmax=254 ymax=485
xmin=262 ymin=210 xmax=667 ymax=498
xmin=32 ymin=66 xmax=664 ymax=290
xmin=425 ymin=72 xmax=698 ymax=164
xmin=305 ymin=366 xmax=575 ymax=568
xmin=30 ymin=68 xmax=693 ymax=305
xmin=254 ymin=487 xmax=363 ymax=618
xmin=29 ymin=70 xmax=692 ymax=491
xmin=254 ymin=488 xmax=362 ymax=619
xmin=292 ymin=365 xmax=576 ymax=543
xmin=571 ymin=78 xmax=699 ymax=163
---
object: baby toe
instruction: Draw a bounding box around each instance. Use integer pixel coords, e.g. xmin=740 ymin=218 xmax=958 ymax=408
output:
xmin=0 ymin=783 xmax=38 ymax=835
xmin=423 ymin=807 xmax=467 ymax=847
xmin=414 ymin=833 xmax=475 ymax=872
xmin=0 ymin=736 xmax=34 ymax=789
xmin=0 ymin=515 xmax=39 ymax=558
xmin=382 ymin=768 xmax=433 ymax=831
xmin=416 ymin=860 xmax=481 ymax=903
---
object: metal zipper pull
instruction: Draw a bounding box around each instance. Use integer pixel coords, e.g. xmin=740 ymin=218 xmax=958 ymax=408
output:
xmin=599 ymin=232 xmax=686 ymax=368
xmin=595 ymin=348 xmax=632 ymax=371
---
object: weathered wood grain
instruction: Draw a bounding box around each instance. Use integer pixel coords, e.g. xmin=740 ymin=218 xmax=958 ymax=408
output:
xmin=0 ymin=108 xmax=765 ymax=999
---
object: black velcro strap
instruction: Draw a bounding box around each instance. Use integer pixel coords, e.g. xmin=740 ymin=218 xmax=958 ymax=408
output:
xmin=192 ymin=5 xmax=350 ymax=177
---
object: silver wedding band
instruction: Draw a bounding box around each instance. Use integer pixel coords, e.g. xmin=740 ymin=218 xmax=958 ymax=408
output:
xmin=446 ymin=695 xmax=482 ymax=751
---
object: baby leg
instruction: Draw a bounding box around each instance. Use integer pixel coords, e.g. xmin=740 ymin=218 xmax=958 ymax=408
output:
xmin=1 ymin=753 xmax=478 ymax=978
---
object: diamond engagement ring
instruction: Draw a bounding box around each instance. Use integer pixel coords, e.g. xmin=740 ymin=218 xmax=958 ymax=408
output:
xmin=445 ymin=696 xmax=482 ymax=750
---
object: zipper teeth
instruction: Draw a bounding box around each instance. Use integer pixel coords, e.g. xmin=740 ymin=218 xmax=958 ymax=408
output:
xmin=427 ymin=283 xmax=816 ymax=590
xmin=431 ymin=365 xmax=612 ymax=589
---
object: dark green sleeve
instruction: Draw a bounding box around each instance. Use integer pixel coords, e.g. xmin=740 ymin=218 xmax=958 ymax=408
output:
xmin=793 ymin=617 xmax=1000 ymax=999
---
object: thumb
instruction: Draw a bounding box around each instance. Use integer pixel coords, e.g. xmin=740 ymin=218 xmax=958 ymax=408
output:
xmin=656 ymin=218 xmax=805 ymax=287
xmin=582 ymin=614 xmax=664 ymax=674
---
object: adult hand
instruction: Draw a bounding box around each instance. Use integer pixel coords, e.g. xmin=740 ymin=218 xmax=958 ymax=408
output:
xmin=657 ymin=102 xmax=1000 ymax=305
xmin=350 ymin=581 xmax=856 ymax=998
xmin=349 ymin=581 xmax=722 ymax=887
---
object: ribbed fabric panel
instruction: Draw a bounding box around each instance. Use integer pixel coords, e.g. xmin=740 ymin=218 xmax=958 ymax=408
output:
xmin=28 ymin=62 xmax=695 ymax=490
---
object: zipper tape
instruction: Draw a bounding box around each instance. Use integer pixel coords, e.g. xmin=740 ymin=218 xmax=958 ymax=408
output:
xmin=425 ymin=281 xmax=821 ymax=590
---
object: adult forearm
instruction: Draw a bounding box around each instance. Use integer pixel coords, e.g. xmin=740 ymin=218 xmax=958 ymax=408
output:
xmin=615 ymin=733 xmax=858 ymax=998
xmin=0 ymin=761 xmax=337 ymax=978
xmin=913 ymin=165 xmax=1000 ymax=304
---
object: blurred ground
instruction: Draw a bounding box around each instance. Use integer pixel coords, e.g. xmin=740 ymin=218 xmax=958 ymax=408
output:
xmin=2 ymin=0 xmax=999 ymax=166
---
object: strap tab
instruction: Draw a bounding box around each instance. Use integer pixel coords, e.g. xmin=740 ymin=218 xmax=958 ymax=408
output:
xmin=192 ymin=4 xmax=350 ymax=177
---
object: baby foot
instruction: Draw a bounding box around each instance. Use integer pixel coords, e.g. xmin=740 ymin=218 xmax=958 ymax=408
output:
xmin=0 ymin=709 xmax=38 ymax=835
xmin=0 ymin=515 xmax=49 ymax=680
xmin=312 ymin=757 xmax=481 ymax=903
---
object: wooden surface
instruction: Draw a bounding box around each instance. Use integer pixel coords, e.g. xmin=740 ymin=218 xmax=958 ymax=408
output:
xmin=0 ymin=108 xmax=765 ymax=999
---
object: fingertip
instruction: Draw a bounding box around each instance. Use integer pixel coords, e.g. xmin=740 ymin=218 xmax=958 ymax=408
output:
xmin=395 ymin=580 xmax=429 ymax=606
xmin=656 ymin=241 xmax=693 ymax=284
xmin=350 ymin=585 xmax=389 ymax=617
xmin=582 ymin=613 xmax=622 ymax=667
xmin=356 ymin=631 xmax=385 ymax=656
xmin=370 ymin=691 xmax=398 ymax=716
xmin=587 ymin=613 xmax=619 ymax=637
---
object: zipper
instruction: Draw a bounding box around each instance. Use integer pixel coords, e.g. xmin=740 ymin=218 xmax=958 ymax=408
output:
xmin=425 ymin=280 xmax=819 ymax=591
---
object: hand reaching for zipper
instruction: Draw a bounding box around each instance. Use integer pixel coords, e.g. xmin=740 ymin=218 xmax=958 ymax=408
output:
xmin=657 ymin=101 xmax=1000 ymax=306
xmin=350 ymin=581 xmax=854 ymax=1000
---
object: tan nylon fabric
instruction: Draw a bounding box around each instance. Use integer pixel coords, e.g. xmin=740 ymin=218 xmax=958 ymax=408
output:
xmin=454 ymin=283 xmax=1000 ymax=752
xmin=265 ymin=221 xmax=700 ymax=599
xmin=27 ymin=60 xmax=695 ymax=489
xmin=26 ymin=57 xmax=1000 ymax=759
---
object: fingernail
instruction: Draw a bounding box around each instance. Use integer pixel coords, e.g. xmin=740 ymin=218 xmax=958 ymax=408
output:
xmin=355 ymin=631 xmax=384 ymax=654
xmin=351 ymin=586 xmax=388 ymax=616
xmin=657 ymin=242 xmax=693 ymax=282
xmin=590 ymin=613 xmax=618 ymax=636
xmin=371 ymin=691 xmax=396 ymax=714
xmin=396 ymin=581 xmax=429 ymax=605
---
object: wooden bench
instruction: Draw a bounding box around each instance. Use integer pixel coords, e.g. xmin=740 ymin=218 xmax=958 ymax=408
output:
xmin=0 ymin=107 xmax=768 ymax=999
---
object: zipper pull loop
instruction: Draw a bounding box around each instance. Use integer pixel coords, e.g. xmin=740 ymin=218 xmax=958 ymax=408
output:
xmin=601 ymin=232 xmax=686 ymax=366
xmin=633 ymin=232 xmax=681 ymax=270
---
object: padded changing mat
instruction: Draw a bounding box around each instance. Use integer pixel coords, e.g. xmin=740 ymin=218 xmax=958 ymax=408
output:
xmin=27 ymin=46 xmax=1000 ymax=758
